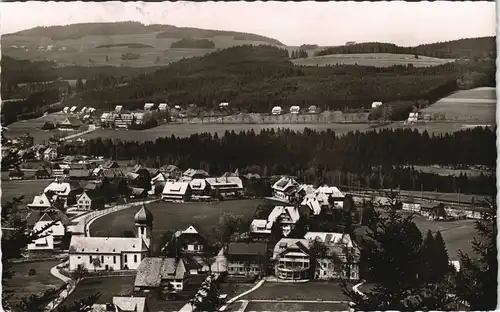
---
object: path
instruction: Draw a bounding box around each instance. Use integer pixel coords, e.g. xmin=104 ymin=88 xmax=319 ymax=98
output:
xmin=219 ymin=279 xmax=266 ymax=311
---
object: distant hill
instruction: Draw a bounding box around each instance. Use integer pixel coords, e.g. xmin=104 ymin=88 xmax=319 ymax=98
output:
xmin=4 ymin=21 xmax=284 ymax=45
xmin=300 ymin=44 xmax=319 ymax=49
xmin=96 ymin=43 xmax=154 ymax=49
xmin=170 ymin=39 xmax=215 ymax=49
xmin=315 ymin=37 xmax=496 ymax=59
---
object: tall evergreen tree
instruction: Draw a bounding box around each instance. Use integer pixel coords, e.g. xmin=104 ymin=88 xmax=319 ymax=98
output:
xmin=361 ymin=201 xmax=376 ymax=227
xmin=432 ymin=231 xmax=451 ymax=281
xmin=420 ymin=230 xmax=435 ymax=283
xmin=454 ymin=196 xmax=497 ymax=309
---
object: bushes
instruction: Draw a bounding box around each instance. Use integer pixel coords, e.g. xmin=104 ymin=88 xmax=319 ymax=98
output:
xmin=28 ymin=268 xmax=37 ymax=276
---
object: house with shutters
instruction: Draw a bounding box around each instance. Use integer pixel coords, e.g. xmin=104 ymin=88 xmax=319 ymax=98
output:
xmin=273 ymin=238 xmax=314 ymax=281
xmin=69 ymin=205 xmax=153 ymax=271
xmin=226 ymin=242 xmax=268 ymax=278
xmin=76 ymin=190 xmax=105 ymax=210
xmin=43 ymin=147 xmax=58 ymax=161
xmin=44 ymin=180 xmax=83 ymax=207
xmin=27 ymin=209 xmax=70 ymax=253
xmin=162 ymin=181 xmax=191 ymax=202
xmin=271 ymin=176 xmax=300 ymax=202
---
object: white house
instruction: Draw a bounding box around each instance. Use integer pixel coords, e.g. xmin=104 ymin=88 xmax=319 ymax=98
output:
xmin=371 ymin=101 xmax=383 ymax=108
xmin=70 ymin=106 xmax=77 ymax=113
xmin=27 ymin=193 xmax=53 ymax=210
xmin=62 ymin=107 xmax=69 ymax=114
xmin=43 ymin=147 xmax=58 ymax=161
xmin=27 ymin=209 xmax=70 ymax=252
xmin=80 ymin=106 xmax=87 ymax=114
xmin=315 ymin=186 xmax=344 ymax=208
xmin=69 ymin=205 xmax=153 ymax=271
xmin=308 ymin=105 xmax=317 ymax=113
xmin=76 ymin=191 xmax=105 ymax=210
xmin=268 ymin=206 xmax=300 ymax=237
xmin=44 ymin=181 xmax=82 ymax=207
xmin=271 ymin=176 xmax=300 ymax=202
xmin=271 ymin=106 xmax=282 ymax=115
xmin=162 ymin=181 xmax=191 ymax=202
xmin=290 ymin=106 xmax=300 ymax=114
xmin=273 ymin=238 xmax=313 ymax=280
xmin=408 ymin=112 xmax=420 ymax=123
xmin=158 ymin=103 xmax=168 ymax=111
xmin=250 ymin=219 xmax=272 ymax=236
xmin=115 ymin=105 xmax=123 ymax=113
xmin=144 ymin=103 xmax=155 ymax=110
xmin=219 ymin=102 xmax=229 ymax=108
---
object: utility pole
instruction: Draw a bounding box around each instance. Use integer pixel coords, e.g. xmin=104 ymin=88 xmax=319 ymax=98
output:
xmin=421 ymin=183 xmax=423 ymax=202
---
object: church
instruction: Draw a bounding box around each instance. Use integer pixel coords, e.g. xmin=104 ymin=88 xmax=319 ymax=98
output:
xmin=69 ymin=204 xmax=153 ymax=271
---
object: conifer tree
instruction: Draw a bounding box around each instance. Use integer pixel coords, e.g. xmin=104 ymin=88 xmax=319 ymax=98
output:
xmin=432 ymin=231 xmax=451 ymax=281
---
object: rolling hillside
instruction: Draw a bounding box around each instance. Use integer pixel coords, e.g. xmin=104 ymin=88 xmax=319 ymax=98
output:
xmin=1 ymin=22 xmax=284 ymax=67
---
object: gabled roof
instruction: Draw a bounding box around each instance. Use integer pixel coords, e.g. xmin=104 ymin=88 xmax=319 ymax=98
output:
xmin=272 ymin=176 xmax=299 ymax=192
xmin=228 ymin=242 xmax=267 ymax=256
xmin=69 ymin=237 xmax=147 ymax=254
xmin=113 ymin=296 xmax=147 ymax=312
xmin=250 ymin=219 xmax=272 ymax=234
xmin=268 ymin=206 xmax=300 ymax=224
xmin=304 ymin=232 xmax=354 ymax=248
xmin=274 ymin=238 xmax=311 ymax=258
xmin=27 ymin=193 xmax=52 ymax=209
xmin=162 ymin=181 xmax=190 ymax=195
xmin=315 ymin=186 xmax=344 ymax=198
xmin=38 ymin=209 xmax=70 ymax=226
xmin=205 ymin=177 xmax=243 ymax=189
xmin=183 ymin=168 xmax=209 ymax=178
xmin=151 ymin=172 xmax=166 ymax=183
xmin=189 ymin=178 xmax=207 ymax=190
xmin=134 ymin=257 xmax=188 ymax=288
xmin=159 ymin=164 xmax=181 ymax=173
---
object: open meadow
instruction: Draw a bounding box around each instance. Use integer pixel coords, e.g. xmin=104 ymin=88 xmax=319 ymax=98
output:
xmin=4 ymin=260 xmax=64 ymax=307
xmin=421 ymin=87 xmax=496 ymax=123
xmin=291 ymin=53 xmax=454 ymax=68
xmin=1 ymin=179 xmax=52 ymax=205
xmin=3 ymin=112 xmax=71 ymax=144
xmin=2 ymin=33 xmax=278 ymax=67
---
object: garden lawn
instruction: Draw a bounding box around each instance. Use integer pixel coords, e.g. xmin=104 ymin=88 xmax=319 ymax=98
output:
xmin=240 ymin=281 xmax=350 ymax=301
xmin=62 ymin=275 xmax=135 ymax=305
xmin=4 ymin=260 xmax=64 ymax=307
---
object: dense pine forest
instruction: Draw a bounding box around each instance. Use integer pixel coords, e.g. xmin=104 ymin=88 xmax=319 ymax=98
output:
xmin=61 ymin=45 xmax=495 ymax=113
xmin=315 ymin=37 xmax=496 ymax=59
xmin=60 ymin=127 xmax=496 ymax=195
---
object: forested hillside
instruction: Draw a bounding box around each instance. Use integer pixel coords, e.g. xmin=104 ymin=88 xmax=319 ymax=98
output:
xmin=4 ymin=21 xmax=283 ymax=45
xmin=63 ymin=45 xmax=495 ymax=113
xmin=60 ymin=127 xmax=496 ymax=195
xmin=315 ymin=37 xmax=496 ymax=59
xmin=170 ymin=39 xmax=215 ymax=49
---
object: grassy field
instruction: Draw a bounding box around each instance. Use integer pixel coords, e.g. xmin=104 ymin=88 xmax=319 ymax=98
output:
xmin=3 ymin=112 xmax=72 ymax=144
xmin=421 ymin=87 xmax=496 ymax=123
xmin=89 ymin=199 xmax=264 ymax=247
xmin=1 ymin=179 xmax=52 ymax=205
xmin=244 ymin=301 xmax=349 ymax=311
xmin=2 ymin=33 xmax=277 ymax=67
xmin=4 ymin=260 xmax=64 ymax=307
xmin=63 ymin=275 xmax=135 ymax=304
xmin=241 ymin=281 xmax=350 ymax=301
xmin=411 ymin=165 xmax=492 ymax=177
xmin=291 ymin=53 xmax=454 ymax=68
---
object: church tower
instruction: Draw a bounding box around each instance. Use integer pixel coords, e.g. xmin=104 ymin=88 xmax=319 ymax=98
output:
xmin=134 ymin=203 xmax=153 ymax=250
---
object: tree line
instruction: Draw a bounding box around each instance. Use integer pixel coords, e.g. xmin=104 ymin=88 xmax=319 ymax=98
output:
xmin=59 ymin=127 xmax=496 ymax=195
xmin=315 ymin=37 xmax=496 ymax=59
xmin=290 ymin=49 xmax=308 ymax=59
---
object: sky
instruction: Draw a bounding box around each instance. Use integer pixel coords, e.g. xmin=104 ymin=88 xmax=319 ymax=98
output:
xmin=0 ymin=1 xmax=496 ymax=46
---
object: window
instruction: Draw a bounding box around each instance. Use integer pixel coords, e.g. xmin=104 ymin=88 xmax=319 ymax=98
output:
xmin=113 ymin=256 xmax=116 ymax=264
xmin=101 ymin=256 xmax=104 ymax=263
xmin=89 ymin=255 xmax=92 ymax=262
xmin=124 ymin=255 xmax=128 ymax=263
xmin=134 ymin=255 xmax=137 ymax=263
xmin=142 ymin=254 xmax=145 ymax=260
xmin=141 ymin=227 xmax=144 ymax=235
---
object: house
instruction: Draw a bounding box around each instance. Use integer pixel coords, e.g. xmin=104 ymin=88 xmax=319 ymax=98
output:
xmin=290 ymin=106 xmax=300 ymax=114
xmin=35 ymin=167 xmax=52 ymax=179
xmin=315 ymin=186 xmax=345 ymax=208
xmin=63 ymin=107 xmax=69 ymax=114
xmin=268 ymin=206 xmax=300 ymax=237
xmin=43 ymin=147 xmax=58 ymax=161
xmin=189 ymin=179 xmax=208 ymax=197
xmin=408 ymin=112 xmax=420 ymax=123
xmin=271 ymin=176 xmax=300 ymax=202
xmin=69 ymin=106 xmax=77 ymax=113
xmin=115 ymin=105 xmax=123 ymax=113
xmin=130 ymin=187 xmax=148 ymax=199
xmin=308 ymin=105 xmax=317 ymax=113
xmin=27 ymin=193 xmax=53 ymax=210
xmin=226 ymin=242 xmax=267 ymax=277
xmin=27 ymin=209 xmax=70 ymax=252
xmin=249 ymin=219 xmax=272 ymax=238
xmin=69 ymin=205 xmax=153 ymax=271
xmin=77 ymin=191 xmax=105 ymax=210
xmin=173 ymin=225 xmax=207 ymax=255
xmin=205 ymin=177 xmax=244 ymax=199
xmin=144 ymin=103 xmax=155 ymax=110
xmin=371 ymin=101 xmax=383 ymax=108
xmin=149 ymin=172 xmax=167 ymax=196
xmin=159 ymin=165 xmax=183 ymax=179
xmin=44 ymin=181 xmax=83 ymax=207
xmin=102 ymin=160 xmax=120 ymax=170
xmin=273 ymin=238 xmax=313 ymax=280
xmin=134 ymin=257 xmax=193 ymax=294
xmin=271 ymin=106 xmax=282 ymax=115
xmin=93 ymin=297 xmax=149 ymax=312
xmin=158 ymin=103 xmax=168 ymax=111
xmin=304 ymin=232 xmax=360 ymax=280
xmin=162 ymin=181 xmax=191 ymax=202
xmin=182 ymin=168 xmax=209 ymax=181
xmin=57 ymin=117 xmax=82 ymax=131
xmin=219 ymin=102 xmax=229 ymax=108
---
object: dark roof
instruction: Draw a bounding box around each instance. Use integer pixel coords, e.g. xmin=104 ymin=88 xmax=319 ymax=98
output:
xmin=69 ymin=169 xmax=91 ymax=178
xmin=26 ymin=208 xmax=70 ymax=228
xmin=134 ymin=257 xmax=187 ymax=288
xmin=102 ymin=160 xmax=119 ymax=169
xmin=134 ymin=204 xmax=153 ymax=224
xmin=102 ymin=168 xmax=124 ymax=178
xmin=227 ymin=242 xmax=267 ymax=256
xmin=160 ymin=165 xmax=181 ymax=173
xmin=84 ymin=183 xmax=99 ymax=190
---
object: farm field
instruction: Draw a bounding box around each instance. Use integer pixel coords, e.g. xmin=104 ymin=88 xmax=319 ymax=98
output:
xmin=4 ymin=260 xmax=64 ymax=307
xmin=3 ymin=112 xmax=72 ymax=144
xmin=1 ymin=179 xmax=52 ymax=205
xmin=291 ymin=53 xmax=454 ymax=68
xmin=421 ymin=87 xmax=496 ymax=123
xmin=2 ymin=33 xmax=278 ymax=67
xmin=410 ymin=165 xmax=493 ymax=177
xmin=78 ymin=121 xmax=481 ymax=143
xmin=411 ymin=215 xmax=477 ymax=260
xmin=243 ymin=301 xmax=349 ymax=312
xmin=89 ymin=199 xmax=264 ymax=249
xmin=392 ymin=189 xmax=487 ymax=204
